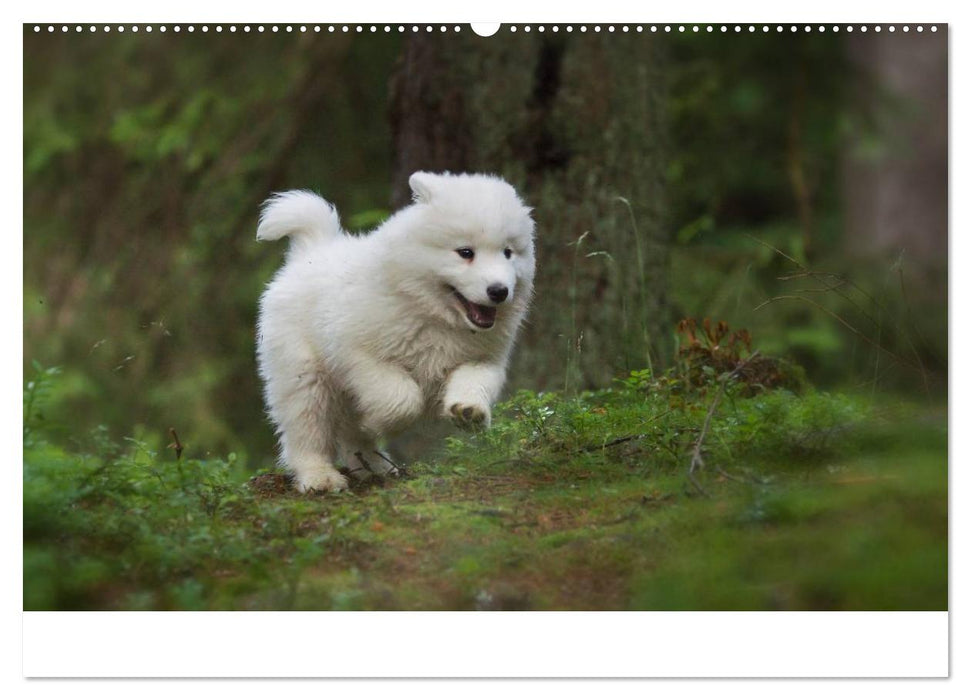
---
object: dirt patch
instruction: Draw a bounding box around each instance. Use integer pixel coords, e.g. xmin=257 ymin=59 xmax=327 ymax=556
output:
xmin=246 ymin=471 xmax=294 ymax=497
xmin=398 ymin=473 xmax=562 ymax=505
xmin=246 ymin=468 xmax=416 ymax=498
xmin=506 ymin=507 xmax=587 ymax=534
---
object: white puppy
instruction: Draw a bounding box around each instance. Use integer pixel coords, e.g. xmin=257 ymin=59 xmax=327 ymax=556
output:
xmin=256 ymin=172 xmax=536 ymax=492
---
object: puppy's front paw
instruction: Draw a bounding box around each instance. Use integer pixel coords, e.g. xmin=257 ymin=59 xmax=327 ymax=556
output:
xmin=296 ymin=467 xmax=349 ymax=494
xmin=447 ymin=402 xmax=491 ymax=430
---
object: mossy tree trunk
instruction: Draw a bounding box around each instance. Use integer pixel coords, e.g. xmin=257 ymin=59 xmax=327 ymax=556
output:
xmin=389 ymin=31 xmax=671 ymax=392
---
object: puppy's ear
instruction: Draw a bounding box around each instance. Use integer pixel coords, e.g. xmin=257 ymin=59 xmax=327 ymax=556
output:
xmin=409 ymin=172 xmax=439 ymax=203
xmin=524 ymin=208 xmax=537 ymax=237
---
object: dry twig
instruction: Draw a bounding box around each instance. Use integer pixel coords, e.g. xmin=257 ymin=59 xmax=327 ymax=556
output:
xmin=168 ymin=428 xmax=183 ymax=461
xmin=747 ymin=234 xmax=931 ymax=384
xmin=687 ymin=351 xmax=761 ymax=495
xmin=372 ymin=450 xmax=405 ymax=477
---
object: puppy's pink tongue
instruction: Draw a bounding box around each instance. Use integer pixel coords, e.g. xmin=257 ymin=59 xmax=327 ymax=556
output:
xmin=468 ymin=303 xmax=497 ymax=327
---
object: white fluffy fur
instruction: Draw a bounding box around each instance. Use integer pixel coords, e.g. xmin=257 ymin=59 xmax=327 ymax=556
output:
xmin=256 ymin=172 xmax=536 ymax=492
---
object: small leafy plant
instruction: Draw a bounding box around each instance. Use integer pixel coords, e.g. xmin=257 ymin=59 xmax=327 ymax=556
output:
xmin=675 ymin=317 xmax=807 ymax=396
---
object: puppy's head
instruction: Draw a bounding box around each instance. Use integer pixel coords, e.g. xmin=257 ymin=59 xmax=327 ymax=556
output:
xmin=403 ymin=172 xmax=536 ymax=332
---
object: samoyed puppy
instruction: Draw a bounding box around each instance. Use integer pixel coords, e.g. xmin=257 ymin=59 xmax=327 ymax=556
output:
xmin=256 ymin=172 xmax=536 ymax=492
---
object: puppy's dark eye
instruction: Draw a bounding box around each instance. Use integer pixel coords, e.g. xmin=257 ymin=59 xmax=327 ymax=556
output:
xmin=456 ymin=248 xmax=475 ymax=260
xmin=503 ymin=248 xmax=513 ymax=259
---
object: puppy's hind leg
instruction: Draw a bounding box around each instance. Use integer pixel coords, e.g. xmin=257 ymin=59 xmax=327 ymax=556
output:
xmin=266 ymin=366 xmax=348 ymax=493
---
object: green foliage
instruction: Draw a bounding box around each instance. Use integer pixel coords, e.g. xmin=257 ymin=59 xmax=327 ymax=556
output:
xmin=23 ymin=362 xmax=944 ymax=610
xmin=460 ymin=370 xmax=865 ymax=481
xmin=23 ymin=361 xmax=62 ymax=447
xmin=24 ymin=30 xmax=401 ymax=459
xmin=345 ymin=208 xmax=391 ymax=231
xmin=23 ymin=364 xmax=355 ymax=609
xmin=663 ymin=32 xmax=944 ymax=391
xmin=668 ymin=239 xmax=945 ymax=391
xmin=666 ymin=32 xmax=847 ymax=248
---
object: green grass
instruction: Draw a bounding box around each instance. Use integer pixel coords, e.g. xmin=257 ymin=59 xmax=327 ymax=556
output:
xmin=23 ymin=368 xmax=947 ymax=611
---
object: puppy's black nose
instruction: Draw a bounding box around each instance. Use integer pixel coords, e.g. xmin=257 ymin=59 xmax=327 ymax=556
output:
xmin=487 ymin=284 xmax=509 ymax=303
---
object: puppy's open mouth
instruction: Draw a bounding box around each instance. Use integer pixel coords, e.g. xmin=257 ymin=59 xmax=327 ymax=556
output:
xmin=449 ymin=287 xmax=497 ymax=329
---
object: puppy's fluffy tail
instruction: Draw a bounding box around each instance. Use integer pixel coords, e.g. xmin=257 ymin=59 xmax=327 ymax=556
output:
xmin=257 ymin=190 xmax=342 ymax=249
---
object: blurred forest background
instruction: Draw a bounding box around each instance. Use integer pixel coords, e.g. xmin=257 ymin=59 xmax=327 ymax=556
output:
xmin=23 ymin=26 xmax=947 ymax=466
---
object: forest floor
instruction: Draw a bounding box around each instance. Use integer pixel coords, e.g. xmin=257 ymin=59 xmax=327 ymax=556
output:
xmin=23 ymin=370 xmax=947 ymax=611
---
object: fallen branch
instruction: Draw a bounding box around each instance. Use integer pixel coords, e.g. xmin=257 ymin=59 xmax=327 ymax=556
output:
xmin=575 ymin=408 xmax=678 ymax=454
xmin=576 ymin=434 xmax=645 ymax=453
xmin=687 ymin=351 xmax=761 ymax=495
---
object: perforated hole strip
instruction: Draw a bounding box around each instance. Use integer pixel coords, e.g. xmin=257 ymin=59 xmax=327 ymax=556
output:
xmin=31 ymin=24 xmax=941 ymax=34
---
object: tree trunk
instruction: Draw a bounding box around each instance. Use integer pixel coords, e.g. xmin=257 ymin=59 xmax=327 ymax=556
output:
xmin=389 ymin=31 xmax=671 ymax=391
xmin=843 ymin=30 xmax=947 ymax=272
